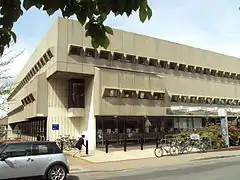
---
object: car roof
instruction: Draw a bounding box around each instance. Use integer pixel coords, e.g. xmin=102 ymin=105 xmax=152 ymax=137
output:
xmin=1 ymin=141 xmax=56 ymax=145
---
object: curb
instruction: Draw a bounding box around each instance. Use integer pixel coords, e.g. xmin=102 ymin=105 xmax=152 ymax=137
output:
xmin=191 ymin=154 xmax=240 ymax=162
xmin=64 ymin=152 xmax=94 ymax=164
xmin=211 ymin=146 xmax=240 ymax=152
xmin=70 ymin=168 xmax=134 ymax=174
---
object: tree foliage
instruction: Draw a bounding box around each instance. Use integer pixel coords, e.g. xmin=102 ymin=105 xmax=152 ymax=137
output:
xmin=0 ymin=44 xmax=24 ymax=113
xmin=176 ymin=123 xmax=225 ymax=149
xmin=0 ymin=0 xmax=152 ymax=55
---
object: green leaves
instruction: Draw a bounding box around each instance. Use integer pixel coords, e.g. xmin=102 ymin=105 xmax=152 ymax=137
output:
xmin=139 ymin=0 xmax=152 ymax=23
xmin=9 ymin=31 xmax=17 ymax=43
xmin=0 ymin=0 xmax=22 ymax=55
xmin=139 ymin=5 xmax=147 ymax=22
xmin=0 ymin=0 xmax=152 ymax=55
xmin=104 ymin=26 xmax=113 ymax=35
xmin=23 ymin=0 xmax=33 ymax=10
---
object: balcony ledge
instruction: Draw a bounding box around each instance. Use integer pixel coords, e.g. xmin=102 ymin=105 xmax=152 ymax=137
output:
xmin=68 ymin=108 xmax=85 ymax=118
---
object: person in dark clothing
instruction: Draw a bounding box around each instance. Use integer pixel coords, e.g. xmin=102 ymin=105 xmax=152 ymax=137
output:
xmin=36 ymin=134 xmax=41 ymax=141
xmin=72 ymin=135 xmax=85 ymax=157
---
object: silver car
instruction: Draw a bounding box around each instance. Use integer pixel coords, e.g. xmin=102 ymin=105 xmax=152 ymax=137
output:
xmin=0 ymin=141 xmax=69 ymax=180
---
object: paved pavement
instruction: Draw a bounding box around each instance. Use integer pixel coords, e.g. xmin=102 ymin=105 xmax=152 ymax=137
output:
xmin=68 ymin=155 xmax=240 ymax=180
xmin=65 ymin=146 xmax=240 ymax=164
xmin=68 ymin=149 xmax=240 ymax=174
xmin=65 ymin=146 xmax=199 ymax=163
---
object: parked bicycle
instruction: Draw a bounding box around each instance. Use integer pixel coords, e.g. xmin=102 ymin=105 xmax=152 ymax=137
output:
xmin=191 ymin=137 xmax=211 ymax=153
xmin=176 ymin=137 xmax=193 ymax=154
xmin=154 ymin=138 xmax=179 ymax=158
xmin=55 ymin=135 xmax=77 ymax=151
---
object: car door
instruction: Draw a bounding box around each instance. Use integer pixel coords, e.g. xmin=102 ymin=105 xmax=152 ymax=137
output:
xmin=0 ymin=143 xmax=33 ymax=179
xmin=30 ymin=143 xmax=56 ymax=177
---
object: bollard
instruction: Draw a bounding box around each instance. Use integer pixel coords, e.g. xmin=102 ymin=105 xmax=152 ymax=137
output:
xmin=124 ymin=138 xmax=127 ymax=152
xmin=140 ymin=137 xmax=143 ymax=150
xmin=105 ymin=140 xmax=109 ymax=153
xmin=86 ymin=140 xmax=89 ymax=155
xmin=156 ymin=138 xmax=159 ymax=148
xmin=60 ymin=140 xmax=63 ymax=151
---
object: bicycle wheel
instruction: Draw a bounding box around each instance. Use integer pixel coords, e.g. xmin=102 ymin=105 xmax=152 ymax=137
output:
xmin=186 ymin=141 xmax=193 ymax=153
xmin=170 ymin=146 xmax=179 ymax=156
xmin=177 ymin=143 xmax=185 ymax=154
xmin=154 ymin=147 xmax=163 ymax=158
xmin=186 ymin=145 xmax=193 ymax=153
xmin=55 ymin=139 xmax=62 ymax=148
xmin=63 ymin=141 xmax=72 ymax=151
xmin=201 ymin=142 xmax=210 ymax=153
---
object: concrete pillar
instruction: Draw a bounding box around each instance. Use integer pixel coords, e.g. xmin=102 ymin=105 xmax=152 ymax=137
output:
xmin=84 ymin=76 xmax=96 ymax=151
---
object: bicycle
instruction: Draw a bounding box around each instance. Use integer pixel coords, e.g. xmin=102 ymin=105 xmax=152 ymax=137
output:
xmin=176 ymin=138 xmax=193 ymax=154
xmin=55 ymin=135 xmax=77 ymax=151
xmin=154 ymin=138 xmax=179 ymax=158
xmin=189 ymin=137 xmax=211 ymax=153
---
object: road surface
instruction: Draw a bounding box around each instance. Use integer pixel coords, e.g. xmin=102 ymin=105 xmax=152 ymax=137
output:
xmin=68 ymin=156 xmax=240 ymax=180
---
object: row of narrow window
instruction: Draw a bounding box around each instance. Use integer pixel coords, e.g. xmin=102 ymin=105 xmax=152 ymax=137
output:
xmin=103 ymin=88 xmax=240 ymax=106
xmin=8 ymin=49 xmax=53 ymax=101
xmin=21 ymin=93 xmax=35 ymax=106
xmin=68 ymin=45 xmax=240 ymax=80
xmin=171 ymin=95 xmax=239 ymax=106
xmin=103 ymin=88 xmax=165 ymax=100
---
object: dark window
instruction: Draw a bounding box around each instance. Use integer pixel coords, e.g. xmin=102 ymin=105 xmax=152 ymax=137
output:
xmin=138 ymin=91 xmax=151 ymax=99
xmin=171 ymin=95 xmax=180 ymax=102
xmin=152 ymin=92 xmax=165 ymax=100
xmin=113 ymin=52 xmax=124 ymax=61
xmin=43 ymin=54 xmax=49 ymax=62
xmin=121 ymin=90 xmax=137 ymax=98
xmin=69 ymin=79 xmax=85 ymax=108
xmin=181 ymin=96 xmax=189 ymax=103
xmin=179 ymin=64 xmax=187 ymax=71
xmin=47 ymin=49 xmax=53 ymax=58
xmin=169 ymin=62 xmax=178 ymax=70
xmin=103 ymin=88 xmax=120 ymax=98
xmin=99 ymin=50 xmax=112 ymax=60
xmin=188 ymin=65 xmax=195 ymax=72
xmin=32 ymin=143 xmax=61 ymax=155
xmin=3 ymin=144 xmax=32 ymax=158
xmin=69 ymin=45 xmax=83 ymax=56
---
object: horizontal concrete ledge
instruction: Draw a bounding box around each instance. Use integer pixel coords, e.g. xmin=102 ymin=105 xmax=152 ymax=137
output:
xmin=68 ymin=108 xmax=85 ymax=118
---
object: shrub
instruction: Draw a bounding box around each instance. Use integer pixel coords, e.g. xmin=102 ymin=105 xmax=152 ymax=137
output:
xmin=176 ymin=123 xmax=225 ymax=149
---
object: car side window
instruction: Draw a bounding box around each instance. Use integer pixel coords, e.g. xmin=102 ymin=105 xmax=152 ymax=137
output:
xmin=32 ymin=144 xmax=55 ymax=155
xmin=3 ymin=144 xmax=32 ymax=158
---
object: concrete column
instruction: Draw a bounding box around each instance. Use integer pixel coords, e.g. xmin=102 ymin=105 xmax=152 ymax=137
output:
xmin=84 ymin=76 xmax=96 ymax=151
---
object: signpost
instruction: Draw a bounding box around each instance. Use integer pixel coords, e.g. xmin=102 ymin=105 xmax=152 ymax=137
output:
xmin=218 ymin=109 xmax=230 ymax=147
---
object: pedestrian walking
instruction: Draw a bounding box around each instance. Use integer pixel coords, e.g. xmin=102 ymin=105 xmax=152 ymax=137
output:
xmin=72 ymin=134 xmax=85 ymax=157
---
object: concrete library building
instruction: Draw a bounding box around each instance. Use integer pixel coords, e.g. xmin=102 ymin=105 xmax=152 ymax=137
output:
xmin=7 ymin=18 xmax=240 ymax=151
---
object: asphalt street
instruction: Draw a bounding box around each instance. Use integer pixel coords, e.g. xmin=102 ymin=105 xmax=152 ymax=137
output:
xmin=67 ymin=156 xmax=240 ymax=180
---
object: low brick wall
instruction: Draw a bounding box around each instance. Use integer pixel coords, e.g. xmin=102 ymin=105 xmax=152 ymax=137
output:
xmin=0 ymin=139 xmax=26 ymax=143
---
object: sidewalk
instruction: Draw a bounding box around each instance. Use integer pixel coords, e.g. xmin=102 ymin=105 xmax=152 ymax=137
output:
xmin=65 ymin=148 xmax=156 ymax=163
xmin=66 ymin=148 xmax=240 ymax=173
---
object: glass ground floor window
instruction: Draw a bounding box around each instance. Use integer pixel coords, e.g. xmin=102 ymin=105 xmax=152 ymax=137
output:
xmin=96 ymin=116 xmax=205 ymax=147
xmin=10 ymin=117 xmax=47 ymax=141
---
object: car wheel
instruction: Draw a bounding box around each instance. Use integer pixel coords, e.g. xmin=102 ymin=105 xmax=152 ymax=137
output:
xmin=47 ymin=165 xmax=67 ymax=180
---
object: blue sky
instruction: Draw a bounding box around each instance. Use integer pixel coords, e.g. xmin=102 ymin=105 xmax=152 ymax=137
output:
xmin=8 ymin=0 xmax=240 ymax=77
